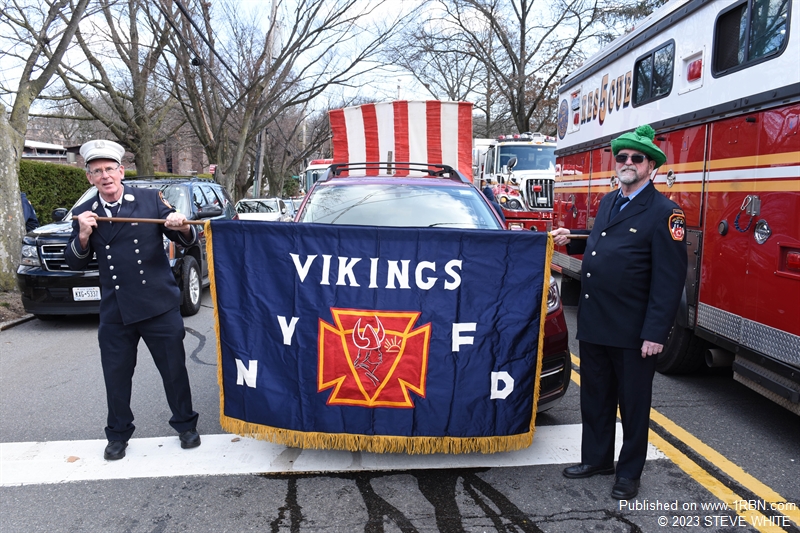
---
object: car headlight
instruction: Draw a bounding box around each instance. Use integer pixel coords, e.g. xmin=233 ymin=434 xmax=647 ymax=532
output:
xmin=547 ymin=275 xmax=561 ymax=314
xmin=507 ymin=199 xmax=522 ymax=210
xmin=20 ymin=244 xmax=41 ymax=267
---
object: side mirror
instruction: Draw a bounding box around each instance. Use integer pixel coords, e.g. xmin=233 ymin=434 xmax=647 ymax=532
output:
xmin=52 ymin=208 xmax=68 ymax=222
xmin=507 ymin=156 xmax=518 ymax=170
xmin=198 ymin=205 xmax=223 ymax=218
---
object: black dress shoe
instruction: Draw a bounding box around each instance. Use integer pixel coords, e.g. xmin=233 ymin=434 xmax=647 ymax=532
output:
xmin=611 ymin=477 xmax=640 ymax=500
xmin=179 ymin=429 xmax=201 ymax=449
xmin=104 ymin=440 xmax=128 ymax=461
xmin=563 ymin=463 xmax=616 ymax=478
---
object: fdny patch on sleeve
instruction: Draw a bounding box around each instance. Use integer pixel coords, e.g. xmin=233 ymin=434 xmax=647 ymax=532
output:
xmin=159 ymin=191 xmax=173 ymax=209
xmin=669 ymin=211 xmax=686 ymax=241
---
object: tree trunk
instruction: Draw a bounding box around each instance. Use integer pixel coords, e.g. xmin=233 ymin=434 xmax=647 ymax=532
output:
xmin=0 ymin=104 xmax=26 ymax=291
xmin=134 ymin=127 xmax=155 ymax=176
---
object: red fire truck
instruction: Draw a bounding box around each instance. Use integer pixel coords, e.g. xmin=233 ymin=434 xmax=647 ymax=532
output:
xmin=552 ymin=0 xmax=799 ymax=413
xmin=478 ymin=133 xmax=557 ymax=231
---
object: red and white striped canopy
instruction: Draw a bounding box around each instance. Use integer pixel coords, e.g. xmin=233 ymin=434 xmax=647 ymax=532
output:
xmin=329 ymin=100 xmax=473 ymax=178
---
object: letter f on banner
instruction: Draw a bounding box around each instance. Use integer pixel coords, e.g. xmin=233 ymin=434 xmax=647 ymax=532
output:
xmin=452 ymin=322 xmax=476 ymax=351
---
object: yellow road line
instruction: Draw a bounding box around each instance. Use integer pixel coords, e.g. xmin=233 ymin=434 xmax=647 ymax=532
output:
xmin=569 ymin=354 xmax=798 ymax=530
xmin=649 ymin=410 xmax=800 ymax=527
xmin=648 ymin=432 xmax=787 ymax=533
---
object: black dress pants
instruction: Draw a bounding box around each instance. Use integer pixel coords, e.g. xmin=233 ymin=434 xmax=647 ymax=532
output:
xmin=578 ymin=340 xmax=657 ymax=479
xmin=98 ymin=307 xmax=198 ymax=441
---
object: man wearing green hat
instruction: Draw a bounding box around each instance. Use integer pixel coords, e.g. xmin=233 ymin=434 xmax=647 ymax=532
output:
xmin=552 ymin=125 xmax=687 ymax=499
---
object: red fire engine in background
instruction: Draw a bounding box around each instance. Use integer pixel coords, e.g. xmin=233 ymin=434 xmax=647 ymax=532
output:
xmin=476 ymin=133 xmax=557 ymax=231
xmin=553 ymin=0 xmax=799 ymax=413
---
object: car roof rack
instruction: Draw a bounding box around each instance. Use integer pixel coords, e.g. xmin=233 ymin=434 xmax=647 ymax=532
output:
xmin=322 ymin=162 xmax=471 ymax=184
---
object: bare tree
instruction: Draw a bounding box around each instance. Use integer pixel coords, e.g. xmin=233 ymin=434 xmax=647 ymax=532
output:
xmin=28 ymin=98 xmax=109 ymax=145
xmin=0 ymin=0 xmax=89 ymax=290
xmin=596 ymin=0 xmax=670 ymax=42
xmin=158 ymin=0 xmax=407 ymax=200
xmin=440 ymin=0 xmax=610 ymax=133
xmin=259 ymin=105 xmax=332 ymax=199
xmin=48 ymin=0 xmax=181 ymax=174
xmin=385 ymin=19 xmax=485 ymax=102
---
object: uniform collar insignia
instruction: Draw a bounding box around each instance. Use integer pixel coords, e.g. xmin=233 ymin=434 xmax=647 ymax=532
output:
xmin=92 ymin=201 xmax=99 ymax=210
xmin=124 ymin=194 xmax=135 ymax=202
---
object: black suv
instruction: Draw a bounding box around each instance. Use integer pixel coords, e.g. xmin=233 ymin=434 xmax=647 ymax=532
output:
xmin=16 ymin=177 xmax=237 ymax=319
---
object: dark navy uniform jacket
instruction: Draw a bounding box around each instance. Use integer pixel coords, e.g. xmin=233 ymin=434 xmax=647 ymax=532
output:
xmin=65 ymin=184 xmax=197 ymax=325
xmin=568 ymin=182 xmax=687 ymax=349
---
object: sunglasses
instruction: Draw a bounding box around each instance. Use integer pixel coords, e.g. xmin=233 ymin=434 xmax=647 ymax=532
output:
xmin=615 ymin=154 xmax=647 ymax=164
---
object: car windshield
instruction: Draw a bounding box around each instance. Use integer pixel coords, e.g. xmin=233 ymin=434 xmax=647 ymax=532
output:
xmin=64 ymin=187 xmax=100 ymax=221
xmin=499 ymin=145 xmax=556 ymax=171
xmin=299 ymin=183 xmax=503 ymax=229
xmin=237 ymin=199 xmax=278 ymax=213
xmin=158 ymin=184 xmax=191 ymax=215
xmin=117 ymin=182 xmax=192 ymax=216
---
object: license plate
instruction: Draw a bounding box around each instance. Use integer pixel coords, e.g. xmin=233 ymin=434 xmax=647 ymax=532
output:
xmin=73 ymin=287 xmax=101 ymax=301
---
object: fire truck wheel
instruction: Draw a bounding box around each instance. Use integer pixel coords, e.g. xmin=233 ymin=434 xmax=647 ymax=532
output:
xmin=656 ymin=321 xmax=708 ymax=374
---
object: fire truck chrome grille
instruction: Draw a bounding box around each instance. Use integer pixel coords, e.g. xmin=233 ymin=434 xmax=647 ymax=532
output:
xmin=697 ymin=304 xmax=800 ymax=367
xmin=526 ymin=179 xmax=553 ymax=209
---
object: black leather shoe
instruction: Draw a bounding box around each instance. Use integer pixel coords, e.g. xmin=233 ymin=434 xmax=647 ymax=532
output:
xmin=611 ymin=477 xmax=640 ymax=500
xmin=104 ymin=440 xmax=128 ymax=461
xmin=179 ymin=429 xmax=201 ymax=449
xmin=563 ymin=463 xmax=616 ymax=478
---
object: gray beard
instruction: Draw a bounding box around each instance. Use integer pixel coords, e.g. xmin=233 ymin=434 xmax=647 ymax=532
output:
xmin=617 ymin=169 xmax=645 ymax=186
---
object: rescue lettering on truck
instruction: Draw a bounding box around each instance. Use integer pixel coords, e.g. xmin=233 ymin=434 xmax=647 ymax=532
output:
xmin=552 ymin=0 xmax=800 ymax=414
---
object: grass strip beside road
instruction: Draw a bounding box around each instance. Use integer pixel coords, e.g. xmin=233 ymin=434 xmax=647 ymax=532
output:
xmin=569 ymin=354 xmax=798 ymax=532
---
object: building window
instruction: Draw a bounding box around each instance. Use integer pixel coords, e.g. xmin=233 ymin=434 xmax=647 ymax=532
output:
xmin=713 ymin=0 xmax=789 ymax=75
xmin=633 ymin=41 xmax=675 ymax=107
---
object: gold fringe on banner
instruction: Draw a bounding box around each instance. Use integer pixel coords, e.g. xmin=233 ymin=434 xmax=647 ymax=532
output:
xmin=205 ymin=220 xmax=229 ymax=437
xmin=219 ymin=416 xmax=534 ymax=455
xmin=528 ymin=234 xmax=555 ymax=435
xmin=207 ymin=222 xmax=554 ymax=455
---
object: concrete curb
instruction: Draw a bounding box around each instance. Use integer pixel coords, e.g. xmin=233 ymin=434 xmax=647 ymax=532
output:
xmin=0 ymin=314 xmax=35 ymax=331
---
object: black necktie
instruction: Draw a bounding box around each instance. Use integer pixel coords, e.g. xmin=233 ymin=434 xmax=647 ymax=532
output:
xmin=105 ymin=203 xmax=120 ymax=217
xmin=610 ymin=194 xmax=630 ymax=219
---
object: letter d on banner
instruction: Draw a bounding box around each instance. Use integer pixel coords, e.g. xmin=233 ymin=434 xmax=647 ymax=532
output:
xmin=490 ymin=371 xmax=514 ymax=399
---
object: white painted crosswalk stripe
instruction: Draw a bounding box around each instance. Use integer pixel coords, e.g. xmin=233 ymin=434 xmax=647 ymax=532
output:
xmin=0 ymin=423 xmax=665 ymax=486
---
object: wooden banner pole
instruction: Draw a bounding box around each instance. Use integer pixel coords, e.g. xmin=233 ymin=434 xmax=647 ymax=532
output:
xmin=95 ymin=217 xmax=207 ymax=225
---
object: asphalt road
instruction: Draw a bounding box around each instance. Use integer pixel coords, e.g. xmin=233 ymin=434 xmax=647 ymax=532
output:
xmin=1 ymin=288 xmax=798 ymax=533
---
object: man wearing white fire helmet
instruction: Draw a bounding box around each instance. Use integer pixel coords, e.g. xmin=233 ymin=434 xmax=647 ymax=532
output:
xmin=65 ymin=139 xmax=201 ymax=461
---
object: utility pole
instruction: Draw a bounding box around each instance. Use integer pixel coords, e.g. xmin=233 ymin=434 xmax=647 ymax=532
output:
xmin=252 ymin=131 xmax=266 ymax=197
xmin=254 ymin=0 xmax=280 ymax=198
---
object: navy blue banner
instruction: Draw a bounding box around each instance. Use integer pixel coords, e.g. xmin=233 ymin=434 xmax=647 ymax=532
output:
xmin=208 ymin=221 xmax=552 ymax=453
